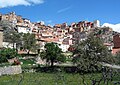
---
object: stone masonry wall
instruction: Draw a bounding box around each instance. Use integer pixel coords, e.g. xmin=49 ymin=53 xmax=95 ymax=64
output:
xmin=0 ymin=65 xmax=22 ymax=76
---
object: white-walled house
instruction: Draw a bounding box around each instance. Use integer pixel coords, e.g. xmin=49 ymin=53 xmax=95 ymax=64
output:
xmin=16 ymin=18 xmax=33 ymax=33
xmin=2 ymin=42 xmax=16 ymax=48
xmin=58 ymin=44 xmax=69 ymax=52
xmin=17 ymin=25 xmax=32 ymax=33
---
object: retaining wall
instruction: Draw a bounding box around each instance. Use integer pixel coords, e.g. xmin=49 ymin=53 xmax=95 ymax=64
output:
xmin=0 ymin=65 xmax=22 ymax=76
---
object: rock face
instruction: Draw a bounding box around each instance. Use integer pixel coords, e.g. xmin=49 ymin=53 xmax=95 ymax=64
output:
xmin=0 ymin=65 xmax=22 ymax=76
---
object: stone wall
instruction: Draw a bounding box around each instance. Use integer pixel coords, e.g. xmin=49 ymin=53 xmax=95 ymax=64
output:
xmin=0 ymin=65 xmax=22 ymax=76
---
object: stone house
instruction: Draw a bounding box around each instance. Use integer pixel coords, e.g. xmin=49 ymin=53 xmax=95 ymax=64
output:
xmin=112 ymin=34 xmax=120 ymax=54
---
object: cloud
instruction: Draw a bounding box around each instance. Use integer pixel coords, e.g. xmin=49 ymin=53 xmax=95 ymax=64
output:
xmin=0 ymin=0 xmax=44 ymax=8
xmin=102 ymin=23 xmax=120 ymax=33
xmin=57 ymin=6 xmax=71 ymax=13
xmin=27 ymin=0 xmax=44 ymax=4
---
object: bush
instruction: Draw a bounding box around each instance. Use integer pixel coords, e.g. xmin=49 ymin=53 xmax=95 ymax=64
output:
xmin=0 ymin=48 xmax=20 ymax=63
xmin=115 ymin=52 xmax=120 ymax=65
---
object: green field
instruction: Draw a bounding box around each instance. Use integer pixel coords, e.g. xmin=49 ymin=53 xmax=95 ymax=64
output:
xmin=0 ymin=72 xmax=119 ymax=85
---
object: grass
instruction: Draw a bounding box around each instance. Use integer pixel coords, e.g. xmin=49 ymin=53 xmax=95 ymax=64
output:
xmin=19 ymin=58 xmax=36 ymax=65
xmin=0 ymin=72 xmax=119 ymax=85
xmin=0 ymin=72 xmax=83 ymax=85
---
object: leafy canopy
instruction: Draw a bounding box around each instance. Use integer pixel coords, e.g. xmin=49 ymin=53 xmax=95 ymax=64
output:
xmin=0 ymin=48 xmax=19 ymax=63
xmin=40 ymin=42 xmax=66 ymax=67
xmin=115 ymin=52 xmax=120 ymax=65
xmin=22 ymin=33 xmax=38 ymax=53
xmin=72 ymin=34 xmax=114 ymax=72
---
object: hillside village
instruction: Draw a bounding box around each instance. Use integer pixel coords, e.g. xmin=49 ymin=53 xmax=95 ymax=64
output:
xmin=0 ymin=12 xmax=120 ymax=85
xmin=0 ymin=0 xmax=120 ymax=84
xmin=0 ymin=12 xmax=120 ymax=54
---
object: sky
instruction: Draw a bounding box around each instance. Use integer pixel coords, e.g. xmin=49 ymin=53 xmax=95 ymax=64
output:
xmin=0 ymin=0 xmax=120 ymax=26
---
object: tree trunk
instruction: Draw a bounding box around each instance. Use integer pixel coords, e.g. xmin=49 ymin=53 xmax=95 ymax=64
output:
xmin=51 ymin=60 xmax=54 ymax=67
xmin=15 ymin=43 xmax=18 ymax=52
xmin=13 ymin=43 xmax=15 ymax=49
xmin=27 ymin=50 xmax=30 ymax=57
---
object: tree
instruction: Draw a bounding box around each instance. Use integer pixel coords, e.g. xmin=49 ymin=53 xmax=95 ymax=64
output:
xmin=115 ymin=52 xmax=120 ymax=65
xmin=0 ymin=20 xmax=38 ymax=55
xmin=0 ymin=20 xmax=15 ymax=31
xmin=4 ymin=31 xmax=22 ymax=49
xmin=72 ymin=34 xmax=114 ymax=72
xmin=22 ymin=33 xmax=37 ymax=55
xmin=0 ymin=48 xmax=19 ymax=63
xmin=0 ymin=20 xmax=20 ymax=49
xmin=40 ymin=42 xmax=66 ymax=67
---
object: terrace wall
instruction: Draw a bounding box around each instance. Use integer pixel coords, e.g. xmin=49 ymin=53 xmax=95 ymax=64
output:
xmin=0 ymin=65 xmax=22 ymax=76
